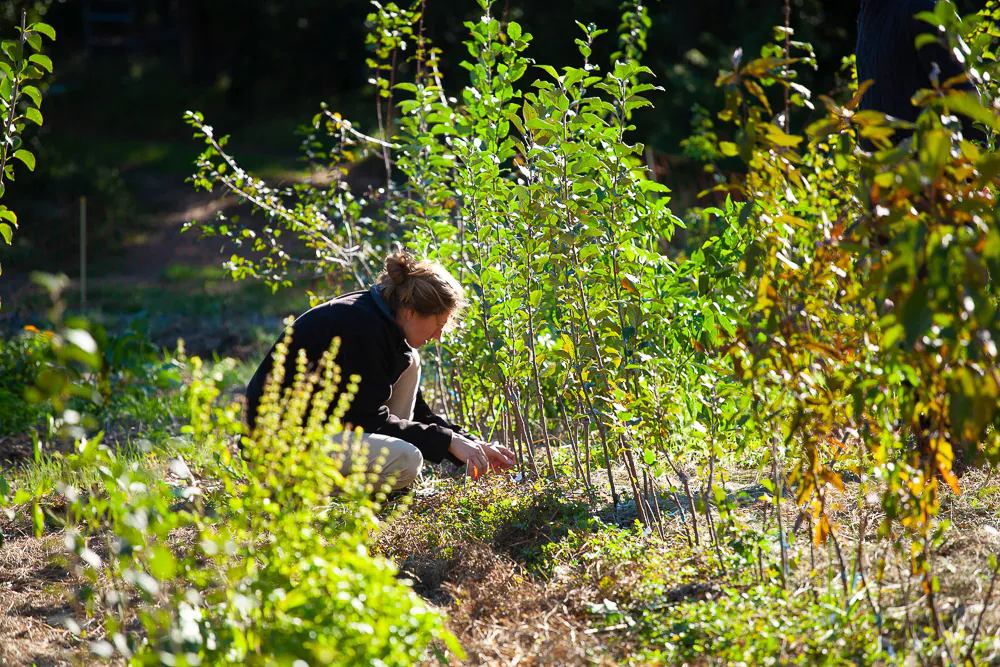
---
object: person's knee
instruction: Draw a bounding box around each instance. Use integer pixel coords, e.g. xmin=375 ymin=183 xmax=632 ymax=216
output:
xmin=391 ymin=445 xmax=423 ymax=490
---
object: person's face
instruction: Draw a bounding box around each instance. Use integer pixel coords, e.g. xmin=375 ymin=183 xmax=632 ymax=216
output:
xmin=398 ymin=308 xmax=451 ymax=348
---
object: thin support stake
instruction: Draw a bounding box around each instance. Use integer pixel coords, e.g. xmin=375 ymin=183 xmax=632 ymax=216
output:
xmin=80 ymin=196 xmax=87 ymax=312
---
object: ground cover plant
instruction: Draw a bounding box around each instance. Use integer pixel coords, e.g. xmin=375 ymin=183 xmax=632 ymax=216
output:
xmin=3 ymin=0 xmax=1000 ymax=665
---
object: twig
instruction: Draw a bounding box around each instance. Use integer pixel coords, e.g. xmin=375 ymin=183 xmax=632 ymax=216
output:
xmin=771 ymin=434 xmax=788 ymax=588
xmin=666 ymin=451 xmax=699 ymax=546
xmin=323 ymin=110 xmax=402 ymax=150
xmin=966 ymin=559 xmax=1000 ymax=664
xmin=782 ymin=0 xmax=791 ymax=132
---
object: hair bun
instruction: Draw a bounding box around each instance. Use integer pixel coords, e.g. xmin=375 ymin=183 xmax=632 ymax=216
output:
xmin=385 ymin=252 xmax=415 ymax=287
xmin=377 ymin=251 xmax=467 ymax=318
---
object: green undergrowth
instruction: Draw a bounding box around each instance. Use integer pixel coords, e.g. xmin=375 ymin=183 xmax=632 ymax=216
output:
xmin=397 ymin=477 xmax=594 ymax=568
xmin=3 ymin=263 xmax=314 ymax=368
xmin=2 ymin=321 xmax=460 ymax=664
xmin=0 ymin=323 xmax=185 ymax=442
xmin=0 ymin=351 xmax=241 ymax=498
xmin=379 ymin=473 xmax=968 ymax=665
xmin=623 ymin=582 xmax=888 ymax=666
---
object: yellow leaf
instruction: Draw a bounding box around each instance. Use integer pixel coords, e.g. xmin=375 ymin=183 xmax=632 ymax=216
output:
xmin=720 ymin=141 xmax=739 ymax=157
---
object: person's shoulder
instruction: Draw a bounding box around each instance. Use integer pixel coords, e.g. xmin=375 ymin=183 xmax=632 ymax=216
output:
xmin=296 ymin=290 xmax=385 ymax=331
xmin=297 ymin=290 xmax=368 ymax=315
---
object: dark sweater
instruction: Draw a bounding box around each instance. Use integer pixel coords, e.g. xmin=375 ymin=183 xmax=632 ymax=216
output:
xmin=245 ymin=286 xmax=462 ymax=464
xmin=856 ymin=0 xmax=977 ymax=138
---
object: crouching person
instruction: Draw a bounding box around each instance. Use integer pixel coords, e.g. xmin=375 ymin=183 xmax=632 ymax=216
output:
xmin=244 ymin=252 xmax=516 ymax=491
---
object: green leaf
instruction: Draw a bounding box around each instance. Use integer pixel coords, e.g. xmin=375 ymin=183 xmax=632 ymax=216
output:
xmin=763 ymin=123 xmax=803 ymax=147
xmin=13 ymin=149 xmax=35 ymax=171
xmin=639 ymin=180 xmax=671 ymax=193
xmin=25 ymin=107 xmax=42 ymax=126
xmin=0 ymin=471 xmax=8 ymax=497
xmin=507 ymin=21 xmax=522 ymax=41
xmin=32 ymin=501 xmax=44 ymax=537
xmin=28 ymin=54 xmax=53 ymax=73
xmin=20 ymin=85 xmax=41 ymax=107
xmin=536 ymin=64 xmax=559 ymax=81
xmin=28 ymin=22 xmax=56 ymax=41
xmin=0 ymin=223 xmax=12 ymax=244
xmin=441 ymin=629 xmax=467 ymax=660
xmin=919 ymin=129 xmax=950 ymax=173
xmin=149 ymin=546 xmax=177 ymax=580
xmin=936 ymin=91 xmax=1000 ymax=132
xmin=1 ymin=40 xmax=21 ymax=63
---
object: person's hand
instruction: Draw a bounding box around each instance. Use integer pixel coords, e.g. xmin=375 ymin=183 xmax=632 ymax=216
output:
xmin=480 ymin=440 xmax=516 ymax=471
xmin=449 ymin=433 xmax=490 ymax=480
xmin=448 ymin=434 xmax=517 ymax=480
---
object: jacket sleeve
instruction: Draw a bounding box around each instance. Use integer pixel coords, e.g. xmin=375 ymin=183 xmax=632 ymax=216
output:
xmin=335 ymin=324 xmax=455 ymax=463
xmin=413 ymin=388 xmax=468 ymax=465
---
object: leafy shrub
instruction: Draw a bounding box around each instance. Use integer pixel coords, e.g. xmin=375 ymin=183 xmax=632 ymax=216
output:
xmin=682 ymin=0 xmax=1000 ymax=651
xmin=0 ymin=277 xmax=185 ymax=442
xmin=0 ymin=13 xmax=55 ymax=294
xmin=14 ymin=322 xmax=463 ymax=665
xmin=185 ymin=0 xmax=695 ymax=533
xmin=0 ymin=327 xmax=49 ymax=436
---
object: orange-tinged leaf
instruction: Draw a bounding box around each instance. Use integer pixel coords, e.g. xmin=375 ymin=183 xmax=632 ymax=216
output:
xmin=814 ymin=514 xmax=831 ymax=546
xmin=744 ymin=80 xmax=772 ymax=114
xmin=825 ymin=470 xmax=846 ymax=493
xmin=847 ymin=80 xmax=875 ymax=110
xmin=939 ymin=466 xmax=961 ymax=495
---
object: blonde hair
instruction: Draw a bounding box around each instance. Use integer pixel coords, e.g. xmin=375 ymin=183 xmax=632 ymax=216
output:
xmin=377 ymin=252 xmax=467 ymax=319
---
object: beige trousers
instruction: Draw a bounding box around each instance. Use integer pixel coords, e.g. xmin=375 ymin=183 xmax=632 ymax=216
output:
xmin=341 ymin=350 xmax=425 ymax=491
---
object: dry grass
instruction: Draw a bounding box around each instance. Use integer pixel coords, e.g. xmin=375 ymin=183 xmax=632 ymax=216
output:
xmin=376 ymin=461 xmax=1000 ymax=665
xmin=1 ymin=457 xmax=999 ymax=665
xmin=0 ymin=518 xmax=83 ymax=667
xmin=376 ymin=474 xmax=726 ymax=666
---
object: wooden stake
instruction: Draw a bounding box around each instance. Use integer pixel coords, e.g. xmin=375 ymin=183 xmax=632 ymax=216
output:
xmin=80 ymin=196 xmax=87 ymax=312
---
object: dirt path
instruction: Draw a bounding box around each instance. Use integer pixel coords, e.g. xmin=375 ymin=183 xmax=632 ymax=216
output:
xmin=113 ymin=171 xmax=233 ymax=283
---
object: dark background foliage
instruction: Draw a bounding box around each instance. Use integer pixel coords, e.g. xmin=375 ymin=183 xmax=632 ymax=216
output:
xmin=0 ymin=0 xmax=983 ymax=272
xmin=28 ymin=0 xmax=871 ymax=144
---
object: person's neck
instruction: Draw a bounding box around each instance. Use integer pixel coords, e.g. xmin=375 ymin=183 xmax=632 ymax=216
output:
xmin=370 ymin=285 xmax=405 ymax=336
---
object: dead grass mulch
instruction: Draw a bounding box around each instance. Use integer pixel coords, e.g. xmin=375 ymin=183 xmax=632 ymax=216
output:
xmin=0 ymin=517 xmax=85 ymax=667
